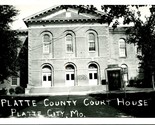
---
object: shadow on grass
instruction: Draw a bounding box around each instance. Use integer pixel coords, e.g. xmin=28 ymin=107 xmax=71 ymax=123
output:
xmin=89 ymin=91 xmax=155 ymax=117
xmin=1 ymin=92 xmax=155 ymax=118
xmin=0 ymin=95 xmax=50 ymax=118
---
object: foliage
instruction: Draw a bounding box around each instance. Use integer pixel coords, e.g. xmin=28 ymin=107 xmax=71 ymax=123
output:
xmin=125 ymin=6 xmax=155 ymax=86
xmin=0 ymin=88 xmax=7 ymax=95
xmin=15 ymin=86 xmax=25 ymax=94
xmin=9 ymin=86 xmax=25 ymax=95
xmin=0 ymin=5 xmax=21 ymax=83
xmin=100 ymin=5 xmax=155 ymax=86
xmin=9 ymin=88 xmax=15 ymax=95
xmin=18 ymin=38 xmax=28 ymax=88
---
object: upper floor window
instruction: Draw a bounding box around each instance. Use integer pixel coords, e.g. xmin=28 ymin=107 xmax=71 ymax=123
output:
xmin=119 ymin=39 xmax=127 ymax=57
xmin=43 ymin=34 xmax=51 ymax=54
xmin=66 ymin=34 xmax=73 ymax=53
xmin=88 ymin=33 xmax=95 ymax=51
xmin=11 ymin=76 xmax=18 ymax=86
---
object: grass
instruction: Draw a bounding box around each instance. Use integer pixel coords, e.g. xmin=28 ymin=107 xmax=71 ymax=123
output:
xmin=0 ymin=91 xmax=155 ymax=118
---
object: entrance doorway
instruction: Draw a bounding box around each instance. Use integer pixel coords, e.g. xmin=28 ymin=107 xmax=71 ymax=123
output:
xmin=42 ymin=65 xmax=52 ymax=87
xmin=89 ymin=64 xmax=98 ymax=85
xmin=107 ymin=70 xmax=121 ymax=90
xmin=65 ymin=64 xmax=75 ymax=86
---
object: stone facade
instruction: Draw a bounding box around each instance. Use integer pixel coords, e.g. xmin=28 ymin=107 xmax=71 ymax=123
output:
xmin=23 ymin=5 xmax=140 ymax=94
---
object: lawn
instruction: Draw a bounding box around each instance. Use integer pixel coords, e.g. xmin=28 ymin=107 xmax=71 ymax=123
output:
xmin=0 ymin=91 xmax=155 ymax=118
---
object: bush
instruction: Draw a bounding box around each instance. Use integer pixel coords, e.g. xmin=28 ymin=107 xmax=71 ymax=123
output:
xmin=15 ymin=86 xmax=25 ymax=94
xmin=0 ymin=88 xmax=7 ymax=95
xmin=9 ymin=88 xmax=15 ymax=95
xmin=128 ymin=78 xmax=143 ymax=88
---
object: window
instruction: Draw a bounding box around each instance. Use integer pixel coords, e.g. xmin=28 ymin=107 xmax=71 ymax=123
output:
xmin=89 ymin=73 xmax=93 ymax=79
xmin=94 ymin=73 xmax=97 ymax=79
xmin=48 ymin=75 xmax=52 ymax=81
xmin=66 ymin=74 xmax=70 ymax=80
xmin=71 ymin=74 xmax=74 ymax=80
xmin=66 ymin=34 xmax=73 ymax=52
xmin=119 ymin=39 xmax=127 ymax=57
xmin=88 ymin=33 xmax=95 ymax=51
xmin=43 ymin=75 xmax=46 ymax=81
xmin=43 ymin=34 xmax=51 ymax=54
xmin=12 ymin=76 xmax=18 ymax=86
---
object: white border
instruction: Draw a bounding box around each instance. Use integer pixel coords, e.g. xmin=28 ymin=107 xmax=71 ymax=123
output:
xmin=0 ymin=0 xmax=155 ymax=124
xmin=0 ymin=0 xmax=155 ymax=5
xmin=0 ymin=118 xmax=155 ymax=124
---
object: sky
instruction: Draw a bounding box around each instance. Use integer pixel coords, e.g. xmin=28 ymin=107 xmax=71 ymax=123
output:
xmin=1 ymin=0 xmax=103 ymax=29
xmin=0 ymin=0 xmax=153 ymax=29
xmin=11 ymin=5 xmax=55 ymax=29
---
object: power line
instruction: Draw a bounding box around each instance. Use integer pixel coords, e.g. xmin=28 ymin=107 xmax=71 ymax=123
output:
xmin=31 ymin=22 xmax=94 ymax=51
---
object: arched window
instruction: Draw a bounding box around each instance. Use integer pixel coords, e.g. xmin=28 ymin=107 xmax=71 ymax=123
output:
xmin=119 ymin=39 xmax=127 ymax=57
xmin=65 ymin=64 xmax=75 ymax=86
xmin=88 ymin=63 xmax=98 ymax=85
xmin=43 ymin=34 xmax=51 ymax=54
xmin=66 ymin=34 xmax=73 ymax=53
xmin=42 ymin=65 xmax=52 ymax=87
xmin=88 ymin=33 xmax=95 ymax=51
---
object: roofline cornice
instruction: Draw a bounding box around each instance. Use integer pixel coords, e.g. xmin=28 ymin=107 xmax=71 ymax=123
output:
xmin=24 ymin=18 xmax=104 ymax=26
xmin=23 ymin=5 xmax=104 ymax=24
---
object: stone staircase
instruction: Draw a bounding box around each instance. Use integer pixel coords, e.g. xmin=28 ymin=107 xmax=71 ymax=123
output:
xmin=27 ymin=85 xmax=107 ymax=95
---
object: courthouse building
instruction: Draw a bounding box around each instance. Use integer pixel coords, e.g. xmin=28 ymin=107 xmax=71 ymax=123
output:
xmin=22 ymin=5 xmax=140 ymax=94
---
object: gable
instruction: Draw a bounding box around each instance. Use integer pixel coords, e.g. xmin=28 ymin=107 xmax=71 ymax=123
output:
xmin=40 ymin=9 xmax=98 ymax=20
xmin=23 ymin=5 xmax=103 ymax=26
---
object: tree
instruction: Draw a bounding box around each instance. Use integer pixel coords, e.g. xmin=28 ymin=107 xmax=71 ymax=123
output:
xmin=126 ymin=6 xmax=155 ymax=87
xmin=18 ymin=38 xmax=28 ymax=88
xmin=0 ymin=5 xmax=21 ymax=83
xmin=100 ymin=5 xmax=155 ymax=87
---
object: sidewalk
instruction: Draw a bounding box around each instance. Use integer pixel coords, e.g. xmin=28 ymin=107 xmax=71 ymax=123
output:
xmin=26 ymin=86 xmax=155 ymax=96
xmin=125 ymin=87 xmax=154 ymax=92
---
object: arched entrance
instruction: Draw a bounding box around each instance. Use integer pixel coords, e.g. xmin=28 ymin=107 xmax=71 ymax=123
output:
xmin=88 ymin=63 xmax=98 ymax=85
xmin=42 ymin=65 xmax=52 ymax=87
xmin=65 ymin=64 xmax=75 ymax=86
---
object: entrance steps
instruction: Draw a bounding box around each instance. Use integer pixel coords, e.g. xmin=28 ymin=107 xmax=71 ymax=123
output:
xmin=27 ymin=85 xmax=107 ymax=95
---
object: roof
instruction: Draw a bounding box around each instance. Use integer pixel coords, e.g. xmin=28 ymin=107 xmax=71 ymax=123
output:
xmin=16 ymin=29 xmax=28 ymax=35
xmin=23 ymin=5 xmax=104 ymax=26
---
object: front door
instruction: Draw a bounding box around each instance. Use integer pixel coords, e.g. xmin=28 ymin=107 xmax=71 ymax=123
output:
xmin=42 ymin=72 xmax=51 ymax=87
xmin=107 ymin=70 xmax=121 ymax=90
xmin=89 ymin=70 xmax=98 ymax=85
xmin=65 ymin=71 xmax=75 ymax=86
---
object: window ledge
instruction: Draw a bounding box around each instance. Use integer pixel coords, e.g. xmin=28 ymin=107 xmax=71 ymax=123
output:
xmin=89 ymin=51 xmax=96 ymax=53
xmin=66 ymin=52 xmax=74 ymax=54
xmin=11 ymin=85 xmax=18 ymax=87
xmin=43 ymin=53 xmax=51 ymax=55
xmin=119 ymin=57 xmax=127 ymax=58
